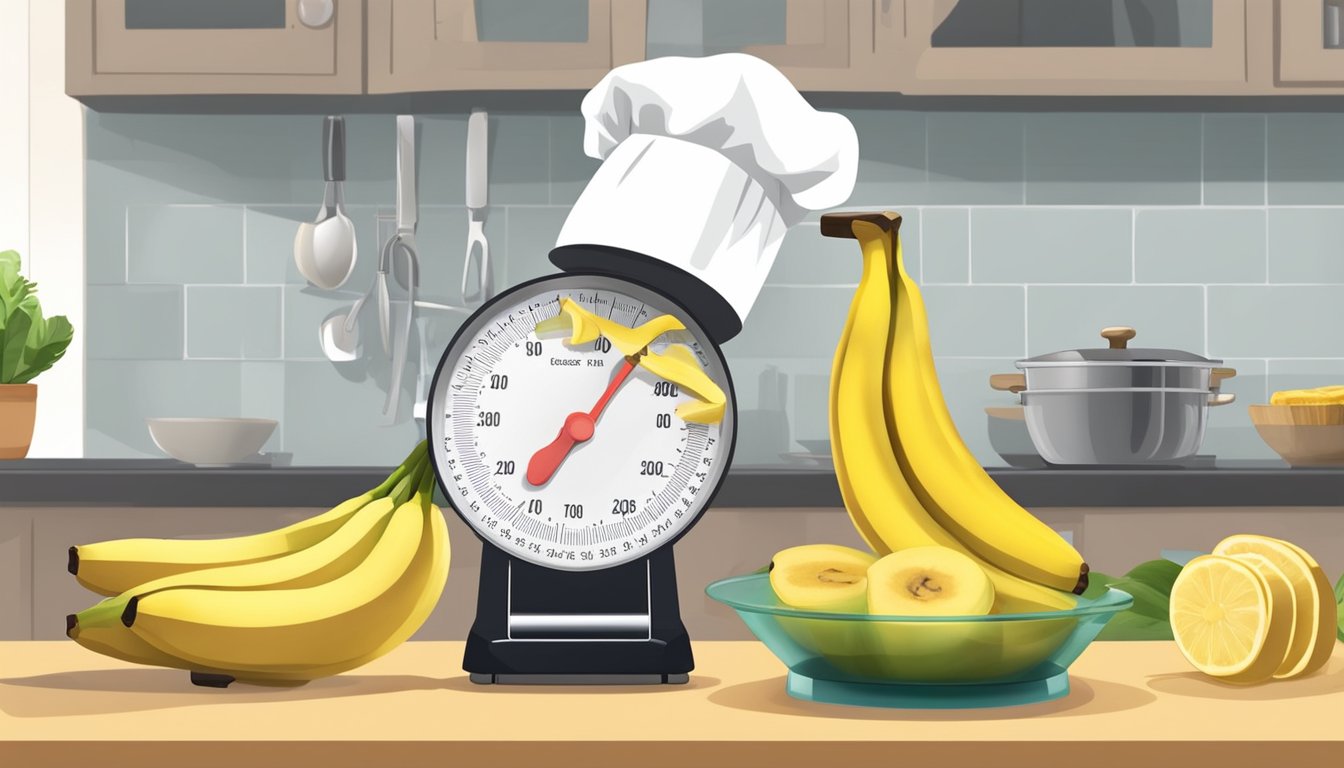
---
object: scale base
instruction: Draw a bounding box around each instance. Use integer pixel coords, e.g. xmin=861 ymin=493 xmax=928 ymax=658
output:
xmin=785 ymin=670 xmax=1071 ymax=710
xmin=470 ymin=673 xmax=689 ymax=685
xmin=463 ymin=546 xmax=695 ymax=683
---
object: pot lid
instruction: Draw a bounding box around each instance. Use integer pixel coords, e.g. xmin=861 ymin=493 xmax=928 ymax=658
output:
xmin=1019 ymin=327 xmax=1219 ymax=364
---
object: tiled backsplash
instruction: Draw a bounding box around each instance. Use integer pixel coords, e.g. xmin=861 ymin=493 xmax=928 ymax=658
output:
xmin=86 ymin=108 xmax=1344 ymax=466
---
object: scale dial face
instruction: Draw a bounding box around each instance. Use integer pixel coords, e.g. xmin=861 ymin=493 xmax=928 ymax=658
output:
xmin=428 ymin=274 xmax=736 ymax=571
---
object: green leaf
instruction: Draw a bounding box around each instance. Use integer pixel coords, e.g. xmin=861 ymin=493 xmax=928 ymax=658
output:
xmin=0 ymin=308 xmax=32 ymax=383
xmin=1104 ymin=577 xmax=1171 ymax=622
xmin=1079 ymin=571 xmax=1117 ymax=601
xmin=1334 ymin=572 xmax=1343 ymax=642
xmin=12 ymin=315 xmax=72 ymax=384
xmin=1122 ymin=559 xmax=1184 ymax=597
xmin=1097 ymin=610 xmax=1175 ymax=641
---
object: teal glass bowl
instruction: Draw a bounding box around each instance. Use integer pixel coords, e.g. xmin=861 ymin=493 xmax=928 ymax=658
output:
xmin=705 ymin=573 xmax=1133 ymax=709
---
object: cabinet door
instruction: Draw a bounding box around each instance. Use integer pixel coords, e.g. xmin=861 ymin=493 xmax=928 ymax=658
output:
xmin=645 ymin=0 xmax=879 ymax=91
xmin=66 ymin=0 xmax=364 ymax=95
xmin=889 ymin=0 xmax=1249 ymax=95
xmin=1279 ymin=1 xmax=1344 ymax=84
xmin=367 ymin=0 xmax=646 ymax=92
xmin=0 ymin=511 xmax=32 ymax=640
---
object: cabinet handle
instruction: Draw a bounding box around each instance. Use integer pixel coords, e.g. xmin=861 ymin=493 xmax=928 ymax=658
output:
xmin=297 ymin=0 xmax=335 ymax=29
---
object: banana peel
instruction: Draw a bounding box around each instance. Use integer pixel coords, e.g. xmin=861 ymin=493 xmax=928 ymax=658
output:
xmin=536 ymin=297 xmax=727 ymax=424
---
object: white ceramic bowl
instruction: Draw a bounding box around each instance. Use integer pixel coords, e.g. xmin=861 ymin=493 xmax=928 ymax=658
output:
xmin=147 ymin=418 xmax=278 ymax=467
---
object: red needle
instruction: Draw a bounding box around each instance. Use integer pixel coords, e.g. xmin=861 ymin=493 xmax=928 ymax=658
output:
xmin=526 ymin=357 xmax=639 ymax=486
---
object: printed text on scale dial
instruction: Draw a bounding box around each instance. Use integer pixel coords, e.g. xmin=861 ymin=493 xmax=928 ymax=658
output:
xmin=440 ymin=289 xmax=728 ymax=571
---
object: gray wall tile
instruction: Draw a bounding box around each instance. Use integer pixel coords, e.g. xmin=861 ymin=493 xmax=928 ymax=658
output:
xmin=972 ymin=208 xmax=1131 ymax=284
xmin=1267 ymin=358 xmax=1344 ymax=397
xmin=1203 ymin=114 xmax=1265 ymax=205
xmin=85 ymin=360 xmax=242 ymax=458
xmin=1268 ymin=208 xmax=1344 ymax=283
xmin=245 ymin=205 xmax=308 ymax=285
xmin=86 ymin=204 xmax=127 ymax=285
xmin=1209 ymin=286 xmax=1344 ymax=357
xmin=926 ymin=113 xmax=1024 ymax=204
xmin=931 ymin=357 xmax=1023 ymax=467
xmin=417 ymin=115 xmax=468 ymax=206
xmin=489 ymin=115 xmax=551 ymax=204
xmin=505 ymin=207 xmax=569 ymax=285
xmin=281 ymin=361 xmax=420 ymax=465
xmin=921 ymin=208 xmax=970 ymax=284
xmin=723 ymin=286 xmax=851 ymax=360
xmin=1268 ymin=114 xmax=1344 ymax=205
xmin=837 ymin=110 xmax=926 ymax=204
xmin=1027 ymin=285 xmax=1205 ymax=357
xmin=241 ymin=361 xmax=285 ymax=454
xmin=186 ymin=286 xmax=282 ymax=359
xmin=128 ymin=205 xmax=244 ymax=284
xmin=86 ymin=285 xmax=183 ymax=360
xmin=1135 ymin=209 xmax=1266 ymax=284
xmin=923 ymin=285 xmax=1026 ymax=357
xmin=412 ymin=205 xmax=506 ymax=306
xmin=550 ymin=114 xmax=600 ymax=205
xmin=1025 ymin=113 xmax=1201 ymax=204
xmin=768 ymin=222 xmax=861 ymax=286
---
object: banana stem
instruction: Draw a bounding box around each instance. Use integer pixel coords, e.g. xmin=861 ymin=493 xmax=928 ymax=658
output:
xmin=389 ymin=452 xmax=427 ymax=506
xmin=415 ymin=456 xmax=439 ymax=510
xmin=369 ymin=441 xmax=429 ymax=499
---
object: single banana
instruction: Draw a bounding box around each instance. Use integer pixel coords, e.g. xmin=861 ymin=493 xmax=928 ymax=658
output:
xmin=67 ymin=599 xmax=309 ymax=687
xmin=70 ymin=441 xmax=429 ymax=596
xmin=862 ymin=217 xmax=1089 ymax=594
xmin=124 ymin=473 xmax=447 ymax=676
xmin=822 ymin=212 xmax=1076 ymax=613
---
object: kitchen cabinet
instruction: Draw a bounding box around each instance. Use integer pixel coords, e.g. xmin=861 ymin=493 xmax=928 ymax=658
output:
xmin=65 ymin=0 xmax=365 ymax=95
xmin=0 ymin=514 xmax=31 ymax=641
xmin=644 ymin=0 xmax=885 ymax=91
xmin=1278 ymin=0 xmax=1344 ymax=85
xmin=886 ymin=0 xmax=1251 ymax=95
xmin=366 ymin=0 xmax=647 ymax=92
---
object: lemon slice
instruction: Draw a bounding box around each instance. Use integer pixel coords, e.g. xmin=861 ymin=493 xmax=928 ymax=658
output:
xmin=1214 ymin=534 xmax=1338 ymax=678
xmin=1169 ymin=554 xmax=1293 ymax=684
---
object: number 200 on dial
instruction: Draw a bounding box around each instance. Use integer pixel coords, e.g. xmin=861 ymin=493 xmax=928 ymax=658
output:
xmin=427 ymin=275 xmax=736 ymax=572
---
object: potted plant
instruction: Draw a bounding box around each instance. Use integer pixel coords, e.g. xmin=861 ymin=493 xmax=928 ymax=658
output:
xmin=1 ymin=250 xmax=74 ymax=458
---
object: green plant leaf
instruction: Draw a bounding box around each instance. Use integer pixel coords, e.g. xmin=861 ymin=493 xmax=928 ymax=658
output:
xmin=1335 ymin=572 xmax=1343 ymax=643
xmin=0 ymin=251 xmax=35 ymax=321
xmin=0 ymin=308 xmax=32 ymax=383
xmin=1122 ymin=559 xmax=1184 ymax=597
xmin=1079 ymin=571 xmax=1117 ymax=601
xmin=1104 ymin=577 xmax=1171 ymax=622
xmin=13 ymin=315 xmax=72 ymax=384
xmin=1096 ymin=610 xmax=1175 ymax=641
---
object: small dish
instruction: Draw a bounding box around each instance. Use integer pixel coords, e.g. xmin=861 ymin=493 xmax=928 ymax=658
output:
xmin=706 ymin=572 xmax=1131 ymax=709
xmin=147 ymin=418 xmax=278 ymax=467
xmin=1249 ymin=404 xmax=1344 ymax=467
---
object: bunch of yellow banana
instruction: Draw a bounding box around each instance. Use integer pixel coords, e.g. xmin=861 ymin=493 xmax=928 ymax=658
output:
xmin=65 ymin=440 xmax=449 ymax=687
xmin=821 ymin=212 xmax=1087 ymax=613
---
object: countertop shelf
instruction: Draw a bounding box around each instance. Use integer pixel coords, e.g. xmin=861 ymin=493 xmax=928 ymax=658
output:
xmin=1 ymin=641 xmax=1340 ymax=767
xmin=2 ymin=459 xmax=1343 ymax=507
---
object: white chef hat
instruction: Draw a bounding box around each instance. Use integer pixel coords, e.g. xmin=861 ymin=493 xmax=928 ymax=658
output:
xmin=550 ymin=53 xmax=858 ymax=342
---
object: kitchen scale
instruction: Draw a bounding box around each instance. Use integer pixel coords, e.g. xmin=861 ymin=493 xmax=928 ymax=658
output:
xmin=426 ymin=270 xmax=737 ymax=684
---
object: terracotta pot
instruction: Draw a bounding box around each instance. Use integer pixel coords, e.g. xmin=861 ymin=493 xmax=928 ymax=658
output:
xmin=0 ymin=384 xmax=37 ymax=459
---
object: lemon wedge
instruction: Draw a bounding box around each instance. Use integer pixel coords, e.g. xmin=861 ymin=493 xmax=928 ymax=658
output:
xmin=1170 ymin=554 xmax=1294 ymax=684
xmin=1214 ymin=534 xmax=1338 ymax=679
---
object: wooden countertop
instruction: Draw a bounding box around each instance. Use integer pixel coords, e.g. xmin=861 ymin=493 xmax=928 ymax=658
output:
xmin=2 ymin=641 xmax=1341 ymax=767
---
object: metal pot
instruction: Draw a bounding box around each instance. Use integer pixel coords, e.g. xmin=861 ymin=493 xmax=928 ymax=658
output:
xmin=1019 ymin=388 xmax=1234 ymax=465
xmin=1016 ymin=327 xmax=1231 ymax=390
xmin=989 ymin=327 xmax=1237 ymax=465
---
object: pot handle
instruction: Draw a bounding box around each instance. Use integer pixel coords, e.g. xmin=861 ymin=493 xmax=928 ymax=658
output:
xmin=1208 ymin=393 xmax=1236 ymax=407
xmin=1211 ymin=367 xmax=1237 ymax=389
xmin=990 ymin=373 xmax=1027 ymax=393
